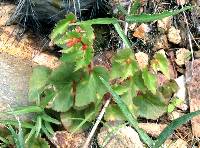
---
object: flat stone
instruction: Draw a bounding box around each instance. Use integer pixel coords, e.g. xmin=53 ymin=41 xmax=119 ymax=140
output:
xmin=0 ymin=3 xmax=60 ymax=120
xmin=186 ymin=60 xmax=200 ymax=137
xmin=0 ymin=52 xmax=32 ymax=120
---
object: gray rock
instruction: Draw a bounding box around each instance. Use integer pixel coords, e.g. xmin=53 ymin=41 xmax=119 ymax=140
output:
xmin=0 ymin=52 xmax=32 ymax=119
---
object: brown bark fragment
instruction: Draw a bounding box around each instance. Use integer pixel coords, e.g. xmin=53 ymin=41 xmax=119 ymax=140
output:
xmin=186 ymin=60 xmax=200 ymax=137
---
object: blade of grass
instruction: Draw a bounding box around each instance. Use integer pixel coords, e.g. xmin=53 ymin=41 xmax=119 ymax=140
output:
xmin=154 ymin=110 xmax=200 ymax=147
xmin=7 ymin=125 xmax=20 ymax=148
xmin=117 ymin=4 xmax=128 ymax=15
xmin=0 ymin=120 xmax=34 ymax=128
xmin=126 ymin=6 xmax=192 ymax=23
xmin=130 ymin=0 xmax=141 ymax=15
xmin=41 ymin=113 xmax=60 ymax=125
xmin=25 ymin=127 xmax=36 ymax=143
xmin=72 ymin=111 xmax=94 ymax=134
xmin=0 ymin=136 xmax=9 ymax=145
xmin=41 ymin=124 xmax=52 ymax=140
xmin=44 ymin=121 xmax=54 ymax=135
xmin=17 ymin=120 xmax=24 ymax=148
xmin=35 ymin=116 xmax=42 ymax=137
xmin=113 ymin=22 xmax=132 ymax=49
xmin=74 ymin=18 xmax=118 ymax=25
xmin=3 ymin=106 xmax=43 ymax=115
xmin=40 ymin=91 xmax=55 ymax=108
xmin=100 ymin=77 xmax=153 ymax=147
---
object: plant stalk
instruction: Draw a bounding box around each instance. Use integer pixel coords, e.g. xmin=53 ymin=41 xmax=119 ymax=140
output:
xmin=83 ymin=97 xmax=111 ymax=148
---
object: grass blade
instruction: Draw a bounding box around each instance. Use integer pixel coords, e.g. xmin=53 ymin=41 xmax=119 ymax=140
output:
xmin=126 ymin=6 xmax=192 ymax=23
xmin=0 ymin=120 xmax=34 ymax=128
xmin=75 ymin=18 xmax=118 ymax=25
xmin=25 ymin=127 xmax=36 ymax=143
xmin=44 ymin=121 xmax=54 ymax=135
xmin=35 ymin=116 xmax=42 ymax=137
xmin=154 ymin=110 xmax=200 ymax=147
xmin=113 ymin=22 xmax=132 ymax=49
xmin=40 ymin=91 xmax=55 ymax=108
xmin=41 ymin=113 xmax=61 ymax=125
xmin=17 ymin=120 xmax=24 ymax=148
xmin=3 ymin=106 xmax=43 ymax=115
xmin=0 ymin=136 xmax=9 ymax=145
xmin=41 ymin=124 xmax=52 ymax=139
xmin=72 ymin=111 xmax=94 ymax=134
xmin=117 ymin=4 xmax=128 ymax=15
xmin=100 ymin=77 xmax=153 ymax=147
xmin=7 ymin=125 xmax=21 ymax=148
xmin=130 ymin=0 xmax=141 ymax=15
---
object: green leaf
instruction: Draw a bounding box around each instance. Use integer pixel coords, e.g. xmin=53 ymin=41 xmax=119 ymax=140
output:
xmin=75 ymin=75 xmax=96 ymax=107
xmin=49 ymin=63 xmax=75 ymax=85
xmin=152 ymin=53 xmax=170 ymax=79
xmin=133 ymin=92 xmax=167 ymax=119
xmin=159 ymin=80 xmax=179 ymax=99
xmin=52 ymin=83 xmax=73 ymax=112
xmin=7 ymin=125 xmax=20 ymax=148
xmin=41 ymin=113 xmax=60 ymax=125
xmin=126 ymin=6 xmax=192 ymax=23
xmin=0 ymin=120 xmax=33 ymax=128
xmin=104 ymin=104 xmax=126 ymax=121
xmin=133 ymin=71 xmax=147 ymax=92
xmin=28 ymin=66 xmax=51 ymax=101
xmin=167 ymin=104 xmax=176 ymax=113
xmin=167 ymin=98 xmax=183 ymax=113
xmin=130 ymin=0 xmax=141 ymax=15
xmin=40 ymin=90 xmax=55 ymax=108
xmin=117 ymin=4 xmax=127 ymax=15
xmin=111 ymin=49 xmax=138 ymax=80
xmin=4 ymin=106 xmax=43 ymax=115
xmin=0 ymin=136 xmax=9 ymax=145
xmin=113 ymin=85 xmax=129 ymax=95
xmin=60 ymin=48 xmax=82 ymax=63
xmin=60 ymin=109 xmax=90 ymax=133
xmin=75 ymin=67 xmax=108 ymax=107
xmin=80 ymin=23 xmax=95 ymax=42
xmin=100 ymin=77 xmax=154 ymax=147
xmin=72 ymin=110 xmax=95 ymax=134
xmin=75 ymin=47 xmax=93 ymax=71
xmin=44 ymin=121 xmax=54 ymax=135
xmin=51 ymin=13 xmax=76 ymax=40
xmin=25 ymin=127 xmax=36 ymax=143
xmin=142 ymin=68 xmax=157 ymax=94
xmin=154 ymin=110 xmax=200 ymax=148
xmin=35 ymin=116 xmax=42 ymax=137
xmin=75 ymin=18 xmax=118 ymax=25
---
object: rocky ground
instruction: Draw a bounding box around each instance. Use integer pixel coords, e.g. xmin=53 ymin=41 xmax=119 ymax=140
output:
xmin=0 ymin=0 xmax=200 ymax=147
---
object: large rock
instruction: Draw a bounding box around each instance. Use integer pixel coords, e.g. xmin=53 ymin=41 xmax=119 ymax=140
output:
xmin=0 ymin=52 xmax=32 ymax=119
xmin=0 ymin=3 xmax=60 ymax=120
